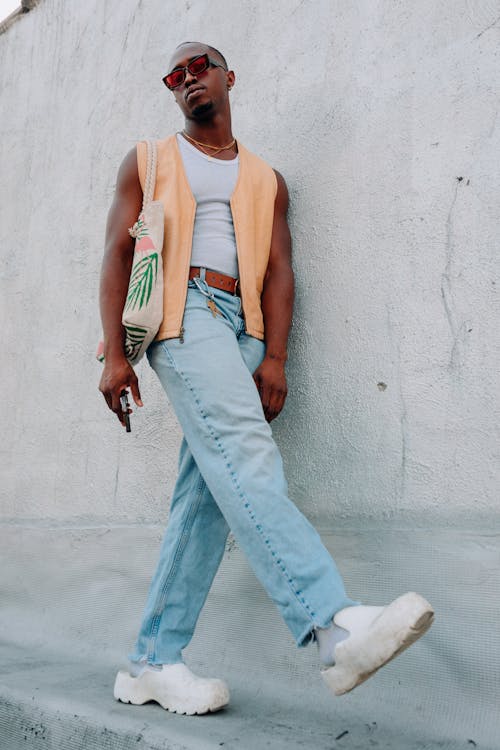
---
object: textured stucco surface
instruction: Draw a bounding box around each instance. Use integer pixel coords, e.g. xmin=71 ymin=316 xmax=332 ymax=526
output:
xmin=1 ymin=3 xmax=500 ymax=747
xmin=1 ymin=0 xmax=499 ymax=527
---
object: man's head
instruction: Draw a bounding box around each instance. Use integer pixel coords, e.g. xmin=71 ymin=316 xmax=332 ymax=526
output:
xmin=164 ymin=42 xmax=235 ymax=120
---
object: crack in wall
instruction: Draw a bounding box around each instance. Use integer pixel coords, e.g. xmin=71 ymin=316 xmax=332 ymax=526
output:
xmin=475 ymin=13 xmax=500 ymax=38
xmin=440 ymin=179 xmax=465 ymax=372
xmin=113 ymin=446 xmax=120 ymax=506
xmin=487 ymin=109 xmax=499 ymax=140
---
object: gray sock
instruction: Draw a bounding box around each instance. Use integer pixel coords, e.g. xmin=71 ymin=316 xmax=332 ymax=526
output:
xmin=129 ymin=660 xmax=162 ymax=677
xmin=314 ymin=621 xmax=350 ymax=667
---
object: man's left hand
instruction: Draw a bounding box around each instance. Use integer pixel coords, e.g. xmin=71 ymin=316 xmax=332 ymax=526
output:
xmin=253 ymin=357 xmax=288 ymax=422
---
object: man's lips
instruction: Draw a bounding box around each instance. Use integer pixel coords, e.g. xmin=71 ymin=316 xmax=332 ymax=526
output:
xmin=185 ymin=85 xmax=206 ymax=101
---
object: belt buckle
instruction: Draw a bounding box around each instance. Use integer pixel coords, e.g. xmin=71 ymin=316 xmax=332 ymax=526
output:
xmin=234 ymin=278 xmax=240 ymax=296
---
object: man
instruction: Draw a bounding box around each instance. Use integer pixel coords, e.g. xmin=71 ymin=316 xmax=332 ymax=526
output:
xmin=99 ymin=41 xmax=434 ymax=716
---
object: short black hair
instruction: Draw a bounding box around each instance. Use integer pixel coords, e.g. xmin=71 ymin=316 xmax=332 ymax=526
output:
xmin=174 ymin=42 xmax=228 ymax=70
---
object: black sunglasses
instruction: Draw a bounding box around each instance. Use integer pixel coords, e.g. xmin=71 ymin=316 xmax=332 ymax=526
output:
xmin=163 ymin=53 xmax=227 ymax=90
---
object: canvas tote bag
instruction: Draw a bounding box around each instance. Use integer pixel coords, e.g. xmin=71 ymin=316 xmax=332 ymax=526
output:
xmin=97 ymin=139 xmax=164 ymax=366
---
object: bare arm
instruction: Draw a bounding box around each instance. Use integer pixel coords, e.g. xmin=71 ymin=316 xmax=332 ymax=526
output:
xmin=98 ymin=147 xmax=144 ymax=426
xmin=253 ymin=170 xmax=294 ymax=422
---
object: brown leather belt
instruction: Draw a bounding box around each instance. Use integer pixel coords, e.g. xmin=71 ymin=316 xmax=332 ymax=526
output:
xmin=189 ymin=266 xmax=240 ymax=295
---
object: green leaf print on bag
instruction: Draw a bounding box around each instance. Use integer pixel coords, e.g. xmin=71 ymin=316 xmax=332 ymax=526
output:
xmin=123 ymin=324 xmax=149 ymax=362
xmin=125 ymin=253 xmax=159 ymax=311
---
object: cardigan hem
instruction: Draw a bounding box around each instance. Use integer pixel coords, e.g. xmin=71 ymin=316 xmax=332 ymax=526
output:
xmin=154 ymin=325 xmax=264 ymax=342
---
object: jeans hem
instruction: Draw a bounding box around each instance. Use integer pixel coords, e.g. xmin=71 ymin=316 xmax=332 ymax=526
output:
xmin=295 ymin=598 xmax=363 ymax=648
xmin=128 ymin=653 xmax=185 ymax=667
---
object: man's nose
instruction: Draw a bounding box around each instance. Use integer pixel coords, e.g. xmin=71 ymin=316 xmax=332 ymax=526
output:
xmin=184 ymin=69 xmax=198 ymax=86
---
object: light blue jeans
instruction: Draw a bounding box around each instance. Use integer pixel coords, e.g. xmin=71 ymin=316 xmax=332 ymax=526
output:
xmin=128 ymin=275 xmax=358 ymax=667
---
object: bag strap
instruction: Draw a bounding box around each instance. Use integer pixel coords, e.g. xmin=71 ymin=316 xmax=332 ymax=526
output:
xmin=142 ymin=139 xmax=158 ymax=209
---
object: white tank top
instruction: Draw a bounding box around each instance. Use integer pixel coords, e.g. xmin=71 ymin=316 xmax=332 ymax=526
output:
xmin=177 ymin=133 xmax=239 ymax=278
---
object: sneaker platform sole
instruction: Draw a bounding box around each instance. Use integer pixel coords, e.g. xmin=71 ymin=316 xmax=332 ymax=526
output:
xmin=321 ymin=592 xmax=434 ymax=696
xmin=113 ymin=670 xmax=229 ymax=715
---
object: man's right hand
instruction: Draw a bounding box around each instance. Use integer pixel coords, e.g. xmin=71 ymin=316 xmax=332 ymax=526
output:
xmin=99 ymin=355 xmax=143 ymax=427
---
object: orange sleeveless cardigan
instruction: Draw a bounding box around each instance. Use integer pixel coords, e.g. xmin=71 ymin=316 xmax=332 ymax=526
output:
xmin=136 ymin=135 xmax=277 ymax=342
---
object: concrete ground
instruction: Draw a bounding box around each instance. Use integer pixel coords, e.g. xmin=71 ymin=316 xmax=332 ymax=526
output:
xmin=0 ymin=648 xmax=478 ymax=750
xmin=0 ymin=525 xmax=498 ymax=749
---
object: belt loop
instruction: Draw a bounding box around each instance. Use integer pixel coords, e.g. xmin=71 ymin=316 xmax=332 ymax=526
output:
xmin=192 ymin=268 xmax=213 ymax=301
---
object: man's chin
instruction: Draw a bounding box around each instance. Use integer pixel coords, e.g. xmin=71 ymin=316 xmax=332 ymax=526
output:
xmin=190 ymin=101 xmax=214 ymax=118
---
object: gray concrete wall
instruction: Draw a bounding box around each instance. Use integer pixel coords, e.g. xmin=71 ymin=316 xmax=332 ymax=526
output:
xmin=1 ymin=0 xmax=499 ymax=528
xmin=1 ymin=2 xmax=500 ymax=747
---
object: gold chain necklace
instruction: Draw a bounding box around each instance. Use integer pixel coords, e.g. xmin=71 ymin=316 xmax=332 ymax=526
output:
xmin=181 ymin=130 xmax=236 ymax=156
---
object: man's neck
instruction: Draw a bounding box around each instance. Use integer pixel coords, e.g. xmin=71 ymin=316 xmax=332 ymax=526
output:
xmin=183 ymin=112 xmax=234 ymax=148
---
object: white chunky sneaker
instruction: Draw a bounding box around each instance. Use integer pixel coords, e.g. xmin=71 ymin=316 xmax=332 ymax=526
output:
xmin=321 ymin=592 xmax=434 ymax=696
xmin=114 ymin=662 xmax=230 ymax=715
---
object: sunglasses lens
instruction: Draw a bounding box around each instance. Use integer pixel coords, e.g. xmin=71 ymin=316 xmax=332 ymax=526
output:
xmin=188 ymin=55 xmax=209 ymax=76
xmin=165 ymin=69 xmax=185 ymax=89
xmin=164 ymin=54 xmax=210 ymax=89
